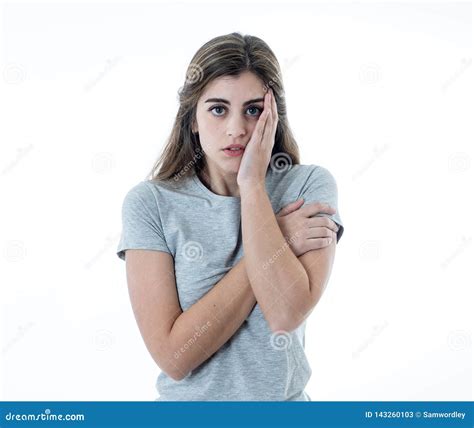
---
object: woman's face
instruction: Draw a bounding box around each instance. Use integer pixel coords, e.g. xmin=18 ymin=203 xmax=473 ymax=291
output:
xmin=193 ymin=71 xmax=267 ymax=175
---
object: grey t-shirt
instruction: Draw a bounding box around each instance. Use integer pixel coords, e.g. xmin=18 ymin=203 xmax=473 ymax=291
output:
xmin=117 ymin=163 xmax=344 ymax=401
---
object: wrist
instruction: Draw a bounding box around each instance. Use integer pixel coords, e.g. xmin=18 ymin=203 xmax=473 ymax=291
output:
xmin=239 ymin=182 xmax=267 ymax=200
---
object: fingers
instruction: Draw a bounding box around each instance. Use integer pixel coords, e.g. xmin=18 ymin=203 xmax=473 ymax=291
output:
xmin=312 ymin=237 xmax=335 ymax=249
xmin=300 ymin=201 xmax=336 ymax=217
xmin=268 ymin=88 xmax=278 ymax=137
xmin=306 ymin=225 xmax=338 ymax=241
xmin=253 ymin=93 xmax=270 ymax=143
xmin=277 ymin=198 xmax=304 ymax=216
xmin=261 ymin=91 xmax=274 ymax=145
xmin=307 ymin=216 xmax=339 ymax=233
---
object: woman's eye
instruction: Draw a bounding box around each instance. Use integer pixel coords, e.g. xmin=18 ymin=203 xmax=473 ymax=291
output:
xmin=210 ymin=106 xmax=226 ymax=116
xmin=208 ymin=105 xmax=262 ymax=117
xmin=246 ymin=106 xmax=262 ymax=116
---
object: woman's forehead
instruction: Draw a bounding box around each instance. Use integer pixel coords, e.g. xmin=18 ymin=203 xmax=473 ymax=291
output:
xmin=201 ymin=72 xmax=265 ymax=98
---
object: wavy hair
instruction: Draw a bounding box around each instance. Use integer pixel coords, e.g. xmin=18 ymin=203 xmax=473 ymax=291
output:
xmin=147 ymin=31 xmax=300 ymax=183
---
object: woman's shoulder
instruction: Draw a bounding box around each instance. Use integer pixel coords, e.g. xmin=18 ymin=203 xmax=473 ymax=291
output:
xmin=122 ymin=174 xmax=194 ymax=207
xmin=269 ymin=162 xmax=335 ymax=183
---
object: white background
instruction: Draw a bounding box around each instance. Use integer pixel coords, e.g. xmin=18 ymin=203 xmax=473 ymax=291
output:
xmin=1 ymin=0 xmax=472 ymax=400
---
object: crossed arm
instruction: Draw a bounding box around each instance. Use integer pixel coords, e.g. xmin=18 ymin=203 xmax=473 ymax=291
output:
xmin=240 ymin=184 xmax=337 ymax=333
xmin=126 ymin=192 xmax=336 ymax=380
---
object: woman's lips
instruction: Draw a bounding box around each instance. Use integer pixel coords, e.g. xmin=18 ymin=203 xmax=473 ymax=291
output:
xmin=223 ymin=148 xmax=244 ymax=157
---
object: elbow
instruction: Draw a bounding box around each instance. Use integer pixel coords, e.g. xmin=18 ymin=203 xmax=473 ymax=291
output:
xmin=151 ymin=347 xmax=190 ymax=382
xmin=167 ymin=368 xmax=189 ymax=382
xmin=161 ymin=352 xmax=191 ymax=381
xmin=158 ymin=360 xmax=190 ymax=382
xmin=268 ymin=314 xmax=299 ymax=335
xmin=269 ymin=288 xmax=311 ymax=334
xmin=268 ymin=300 xmax=312 ymax=334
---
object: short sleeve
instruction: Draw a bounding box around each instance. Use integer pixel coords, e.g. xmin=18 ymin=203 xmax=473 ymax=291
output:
xmin=299 ymin=165 xmax=344 ymax=244
xmin=116 ymin=181 xmax=171 ymax=261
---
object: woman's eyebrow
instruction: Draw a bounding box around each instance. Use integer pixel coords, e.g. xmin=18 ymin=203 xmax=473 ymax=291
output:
xmin=204 ymin=97 xmax=264 ymax=106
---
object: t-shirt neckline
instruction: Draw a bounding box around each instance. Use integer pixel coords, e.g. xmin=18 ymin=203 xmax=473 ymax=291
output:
xmin=192 ymin=173 xmax=242 ymax=202
xmin=191 ymin=168 xmax=274 ymax=202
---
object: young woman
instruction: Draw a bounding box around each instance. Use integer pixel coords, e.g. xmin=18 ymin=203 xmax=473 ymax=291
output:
xmin=117 ymin=32 xmax=344 ymax=401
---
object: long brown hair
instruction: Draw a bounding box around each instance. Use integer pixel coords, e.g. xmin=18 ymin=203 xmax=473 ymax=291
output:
xmin=147 ymin=32 xmax=300 ymax=184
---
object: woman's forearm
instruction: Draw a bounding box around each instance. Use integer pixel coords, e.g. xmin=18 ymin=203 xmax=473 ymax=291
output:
xmin=240 ymin=184 xmax=310 ymax=332
xmin=165 ymin=256 xmax=257 ymax=381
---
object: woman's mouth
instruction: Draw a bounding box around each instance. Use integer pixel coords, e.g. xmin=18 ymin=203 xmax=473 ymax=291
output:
xmin=223 ymin=148 xmax=245 ymax=157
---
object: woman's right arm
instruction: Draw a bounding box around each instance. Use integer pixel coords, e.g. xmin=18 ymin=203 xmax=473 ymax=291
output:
xmin=125 ymin=249 xmax=256 ymax=381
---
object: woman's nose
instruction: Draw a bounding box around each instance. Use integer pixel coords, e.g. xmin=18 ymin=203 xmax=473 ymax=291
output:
xmin=226 ymin=115 xmax=246 ymax=137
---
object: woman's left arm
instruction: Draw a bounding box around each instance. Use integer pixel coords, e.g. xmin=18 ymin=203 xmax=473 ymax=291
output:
xmin=238 ymin=88 xmax=337 ymax=333
xmin=240 ymin=183 xmax=311 ymax=333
